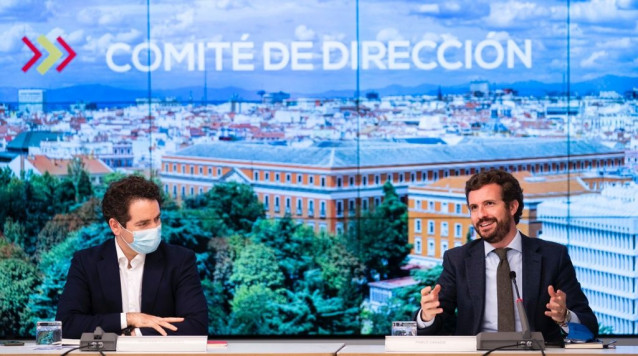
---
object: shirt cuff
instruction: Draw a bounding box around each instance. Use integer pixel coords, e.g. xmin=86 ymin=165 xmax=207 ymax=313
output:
xmin=134 ymin=328 xmax=142 ymax=336
xmin=416 ymin=308 xmax=435 ymax=329
xmin=120 ymin=313 xmax=127 ymax=330
xmin=560 ymin=309 xmax=581 ymax=333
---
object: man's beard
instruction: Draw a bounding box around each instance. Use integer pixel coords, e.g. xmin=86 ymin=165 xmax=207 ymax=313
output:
xmin=474 ymin=213 xmax=512 ymax=244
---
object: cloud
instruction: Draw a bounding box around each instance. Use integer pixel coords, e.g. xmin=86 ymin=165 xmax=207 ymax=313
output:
xmin=580 ymin=50 xmax=607 ymax=68
xmin=77 ymin=7 xmax=124 ymax=26
xmin=376 ymin=28 xmax=404 ymax=41
xmin=151 ymin=8 xmax=195 ymax=38
xmin=486 ymin=31 xmax=511 ymax=41
xmin=485 ymin=1 xmax=549 ymax=28
xmin=617 ymin=0 xmax=638 ymax=10
xmin=0 ymin=0 xmax=53 ymax=21
xmin=0 ymin=23 xmax=34 ymax=53
xmin=295 ymin=25 xmax=316 ymax=41
xmin=596 ymin=37 xmax=632 ymax=49
xmin=412 ymin=1 xmax=490 ymax=20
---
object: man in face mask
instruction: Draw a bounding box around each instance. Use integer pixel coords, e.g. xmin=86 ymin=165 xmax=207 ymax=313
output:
xmin=56 ymin=176 xmax=208 ymax=338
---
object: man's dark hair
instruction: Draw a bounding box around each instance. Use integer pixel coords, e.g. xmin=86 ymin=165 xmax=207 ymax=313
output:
xmin=464 ymin=169 xmax=524 ymax=224
xmin=102 ymin=175 xmax=162 ymax=226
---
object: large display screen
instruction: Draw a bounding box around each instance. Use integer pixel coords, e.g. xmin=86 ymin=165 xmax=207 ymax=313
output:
xmin=0 ymin=0 xmax=636 ymax=337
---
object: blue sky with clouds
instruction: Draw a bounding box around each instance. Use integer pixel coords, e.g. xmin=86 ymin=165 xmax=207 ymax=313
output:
xmin=0 ymin=0 xmax=637 ymax=93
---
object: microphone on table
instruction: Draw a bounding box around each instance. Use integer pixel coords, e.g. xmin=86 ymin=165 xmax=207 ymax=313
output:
xmin=476 ymin=271 xmax=545 ymax=350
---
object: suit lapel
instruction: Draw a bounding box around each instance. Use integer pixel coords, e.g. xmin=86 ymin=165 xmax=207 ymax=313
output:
xmin=141 ymin=243 xmax=165 ymax=313
xmin=97 ymin=239 xmax=123 ymax=313
xmin=522 ymin=235 xmax=542 ymax=331
xmin=465 ymin=241 xmax=486 ymax=334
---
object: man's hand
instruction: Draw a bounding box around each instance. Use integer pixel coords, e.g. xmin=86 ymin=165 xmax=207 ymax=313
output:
xmin=420 ymin=284 xmax=443 ymax=322
xmin=544 ymin=285 xmax=568 ymax=324
xmin=126 ymin=312 xmax=184 ymax=336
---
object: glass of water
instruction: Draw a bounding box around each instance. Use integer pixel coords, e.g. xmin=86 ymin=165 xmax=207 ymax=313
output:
xmin=391 ymin=321 xmax=417 ymax=336
xmin=36 ymin=321 xmax=62 ymax=345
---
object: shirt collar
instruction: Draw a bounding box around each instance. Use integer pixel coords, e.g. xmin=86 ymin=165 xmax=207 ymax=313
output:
xmin=114 ymin=238 xmax=146 ymax=269
xmin=483 ymin=230 xmax=522 ymax=257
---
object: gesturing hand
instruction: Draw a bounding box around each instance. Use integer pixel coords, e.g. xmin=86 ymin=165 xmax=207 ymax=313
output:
xmin=420 ymin=284 xmax=443 ymax=322
xmin=126 ymin=312 xmax=184 ymax=336
xmin=544 ymin=285 xmax=568 ymax=324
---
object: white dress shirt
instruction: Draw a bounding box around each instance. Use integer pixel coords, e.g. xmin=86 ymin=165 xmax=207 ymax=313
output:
xmin=115 ymin=239 xmax=146 ymax=335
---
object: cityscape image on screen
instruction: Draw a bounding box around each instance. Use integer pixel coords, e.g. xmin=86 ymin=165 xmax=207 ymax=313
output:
xmin=0 ymin=0 xmax=637 ymax=337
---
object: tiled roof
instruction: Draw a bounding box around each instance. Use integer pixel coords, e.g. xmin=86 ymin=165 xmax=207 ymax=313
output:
xmin=28 ymin=155 xmax=112 ymax=176
xmin=172 ymin=138 xmax=620 ymax=169
xmin=411 ymin=171 xmax=591 ymax=198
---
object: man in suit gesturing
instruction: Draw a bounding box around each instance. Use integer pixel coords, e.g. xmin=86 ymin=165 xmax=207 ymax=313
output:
xmin=56 ymin=176 xmax=208 ymax=338
xmin=415 ymin=169 xmax=597 ymax=343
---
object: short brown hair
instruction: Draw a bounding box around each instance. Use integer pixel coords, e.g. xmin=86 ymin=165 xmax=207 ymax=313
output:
xmin=102 ymin=175 xmax=162 ymax=226
xmin=465 ymin=169 xmax=524 ymax=224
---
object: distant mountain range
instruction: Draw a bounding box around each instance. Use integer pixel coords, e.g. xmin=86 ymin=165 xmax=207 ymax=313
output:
xmin=0 ymin=75 xmax=635 ymax=105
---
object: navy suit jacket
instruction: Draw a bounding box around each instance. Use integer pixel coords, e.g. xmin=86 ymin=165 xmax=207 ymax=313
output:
xmin=415 ymin=235 xmax=598 ymax=342
xmin=56 ymin=239 xmax=208 ymax=338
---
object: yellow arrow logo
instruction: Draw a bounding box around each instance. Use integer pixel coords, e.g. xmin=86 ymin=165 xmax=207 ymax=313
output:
xmin=36 ymin=35 xmax=62 ymax=75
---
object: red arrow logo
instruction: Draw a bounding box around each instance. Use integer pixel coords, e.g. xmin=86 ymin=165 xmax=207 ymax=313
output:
xmin=56 ymin=36 xmax=76 ymax=72
xmin=22 ymin=36 xmax=42 ymax=72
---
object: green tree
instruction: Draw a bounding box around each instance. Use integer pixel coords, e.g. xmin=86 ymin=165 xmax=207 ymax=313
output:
xmin=228 ymin=284 xmax=285 ymax=334
xmin=23 ymin=224 xmax=113 ymax=336
xmin=230 ymin=243 xmax=284 ymax=289
xmin=350 ymin=181 xmax=412 ymax=282
xmin=185 ymin=182 xmax=264 ymax=235
xmin=250 ymin=216 xmax=314 ymax=286
xmin=0 ymin=258 xmax=40 ymax=338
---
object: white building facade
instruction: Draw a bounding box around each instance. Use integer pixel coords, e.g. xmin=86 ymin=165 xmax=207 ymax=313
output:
xmin=538 ymin=183 xmax=638 ymax=334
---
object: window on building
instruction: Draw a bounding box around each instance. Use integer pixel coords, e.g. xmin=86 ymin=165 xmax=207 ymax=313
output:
xmin=286 ymin=173 xmax=291 ymax=183
xmin=253 ymin=171 xmax=259 ymax=181
xmin=427 ymin=239 xmax=435 ymax=257
xmin=441 ymin=222 xmax=449 ymax=237
xmin=297 ymin=174 xmax=302 ymax=184
xmin=181 ymin=186 xmax=185 ymax=198
xmin=165 ymin=164 xmax=168 ymax=173
xmin=337 ymin=177 xmax=342 ymax=187
xmin=199 ymin=166 xmax=203 ymax=174
xmin=264 ymin=195 xmax=269 ymax=210
xmin=429 ymin=201 xmax=435 ymax=211
xmin=208 ymin=167 xmax=212 ymax=176
xmin=415 ymin=219 xmax=422 ymax=233
xmin=265 ymin=172 xmax=270 ymax=181
xmin=415 ymin=199 xmax=422 ymax=211
xmin=422 ymin=171 xmax=428 ymax=182
xmin=285 ymin=197 xmax=291 ymax=214
xmin=274 ymin=196 xmax=280 ymax=213
xmin=337 ymin=201 xmax=343 ymax=217
xmin=308 ymin=200 xmax=315 ymax=217
xmin=321 ymin=176 xmax=326 ymax=187
xmin=374 ymin=197 xmax=380 ymax=207
xmin=190 ymin=186 xmax=194 ymax=196
xmin=320 ymin=200 xmax=326 ymax=217
xmin=411 ymin=173 xmax=416 ymax=182
xmin=336 ymin=223 xmax=344 ymax=235
xmin=441 ymin=240 xmax=449 ymax=254
xmin=375 ymin=175 xmax=380 ymax=185
xmin=181 ymin=165 xmax=185 ymax=173
xmin=164 ymin=184 xmax=168 ymax=194
xmin=433 ymin=171 xmax=439 ymax=180
xmin=399 ymin=173 xmax=404 ymax=182
xmin=296 ymin=199 xmax=302 ymax=215
xmin=173 ymin=164 xmax=177 ymax=172
xmin=362 ymin=199 xmax=368 ymax=211
xmin=309 ymin=175 xmax=314 ymax=185
xmin=455 ymin=203 xmax=462 ymax=214
xmin=455 ymin=223 xmax=462 ymax=238
xmin=275 ymin=173 xmax=280 ymax=182
xmin=415 ymin=237 xmax=422 ymax=254
xmin=428 ymin=220 xmax=435 ymax=235
xmin=441 ymin=202 xmax=448 ymax=212
xmin=362 ymin=176 xmax=367 ymax=186
xmin=349 ymin=199 xmax=355 ymax=215
xmin=217 ymin=167 xmax=222 ymax=176
xmin=172 ymin=185 xmax=177 ymax=198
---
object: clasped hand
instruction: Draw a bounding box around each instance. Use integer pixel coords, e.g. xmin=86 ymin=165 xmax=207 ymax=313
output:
xmin=126 ymin=312 xmax=184 ymax=336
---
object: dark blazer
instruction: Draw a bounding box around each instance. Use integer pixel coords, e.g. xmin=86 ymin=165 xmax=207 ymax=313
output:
xmin=56 ymin=239 xmax=208 ymax=338
xmin=415 ymin=234 xmax=598 ymax=343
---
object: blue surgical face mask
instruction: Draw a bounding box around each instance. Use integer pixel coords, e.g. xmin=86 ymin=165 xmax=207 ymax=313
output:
xmin=119 ymin=223 xmax=162 ymax=255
